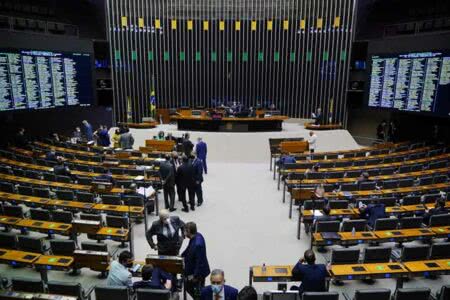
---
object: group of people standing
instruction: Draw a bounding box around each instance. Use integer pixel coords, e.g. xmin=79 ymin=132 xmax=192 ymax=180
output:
xmin=159 ymin=133 xmax=208 ymax=213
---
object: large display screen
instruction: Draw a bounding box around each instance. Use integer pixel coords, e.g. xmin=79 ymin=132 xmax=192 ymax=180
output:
xmin=367 ymin=51 xmax=450 ymax=117
xmin=0 ymin=49 xmax=94 ymax=111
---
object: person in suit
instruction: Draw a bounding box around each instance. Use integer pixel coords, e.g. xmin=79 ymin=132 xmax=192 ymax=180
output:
xmin=182 ymin=133 xmax=194 ymax=156
xmin=94 ymin=168 xmax=115 ymax=185
xmin=195 ymin=137 xmax=208 ymax=174
xmin=182 ymin=222 xmax=210 ymax=299
xmin=45 ymin=149 xmax=58 ymax=162
xmin=312 ymin=108 xmax=322 ymax=125
xmin=359 ymin=202 xmax=386 ymax=228
xmin=119 ymin=128 xmax=134 ymax=149
xmin=423 ymin=198 xmax=448 ymax=225
xmin=53 ymin=157 xmax=72 ymax=178
xmin=159 ymin=155 xmax=177 ymax=211
xmin=132 ymin=264 xmax=172 ymax=290
xmin=82 ymin=120 xmax=93 ymax=141
xmin=191 ymin=152 xmax=204 ymax=207
xmin=176 ymin=155 xmax=196 ymax=212
xmin=201 ymin=269 xmax=238 ymax=300
xmin=14 ymin=128 xmax=28 ymax=148
xmin=237 ymin=286 xmax=257 ymax=300
xmin=291 ymin=250 xmax=328 ymax=295
xmin=166 ymin=132 xmax=176 ymax=141
xmin=146 ymin=209 xmax=185 ymax=255
xmin=96 ymin=125 xmax=111 ymax=147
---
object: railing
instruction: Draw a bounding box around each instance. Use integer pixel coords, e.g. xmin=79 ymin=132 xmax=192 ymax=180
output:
xmin=0 ymin=14 xmax=78 ymax=37
xmin=384 ymin=17 xmax=450 ymax=37
xmin=352 ymin=135 xmax=384 ymax=147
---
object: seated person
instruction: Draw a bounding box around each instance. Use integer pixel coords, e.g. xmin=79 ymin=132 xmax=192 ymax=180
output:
xmin=305 ymin=164 xmax=320 ymax=176
xmin=237 ymin=286 xmax=257 ymax=300
xmin=94 ymin=168 xmax=115 ymax=185
xmin=123 ymin=183 xmax=154 ymax=214
xmin=154 ymin=131 xmax=165 ymax=141
xmin=291 ymin=250 xmax=328 ymax=294
xmin=133 ymin=264 xmax=172 ymax=290
xmin=423 ymin=198 xmax=448 ymax=225
xmin=107 ymin=250 xmax=133 ymax=286
xmin=356 ymin=172 xmax=370 ymax=183
xmin=313 ymin=205 xmax=336 ymax=229
xmin=313 ymin=184 xmax=325 ymax=199
xmin=277 ymin=154 xmax=296 ymax=166
xmin=201 ymin=269 xmax=238 ymax=300
xmin=53 ymin=157 xmax=72 ymax=178
xmin=45 ymin=149 xmax=58 ymax=162
xmin=358 ymin=202 xmax=386 ymax=228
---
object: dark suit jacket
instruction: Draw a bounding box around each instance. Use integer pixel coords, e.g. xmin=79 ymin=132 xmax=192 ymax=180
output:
xmin=423 ymin=207 xmax=449 ymax=225
xmin=53 ymin=164 xmax=71 ymax=177
xmin=159 ymin=161 xmax=175 ymax=187
xmin=183 ymin=139 xmax=194 ymax=155
xmin=182 ymin=233 xmax=210 ymax=278
xmin=45 ymin=152 xmax=57 ymax=162
xmin=201 ymin=285 xmax=238 ymax=300
xmin=132 ymin=267 xmax=172 ymax=290
xmin=192 ymin=158 xmax=203 ymax=183
xmin=146 ymin=216 xmax=185 ymax=253
xmin=195 ymin=142 xmax=207 ymax=159
xmin=292 ymin=263 xmax=327 ymax=294
xmin=176 ymin=162 xmax=195 ymax=188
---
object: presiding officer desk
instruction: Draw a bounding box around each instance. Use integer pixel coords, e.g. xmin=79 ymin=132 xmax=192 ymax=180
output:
xmin=171 ymin=109 xmax=288 ymax=132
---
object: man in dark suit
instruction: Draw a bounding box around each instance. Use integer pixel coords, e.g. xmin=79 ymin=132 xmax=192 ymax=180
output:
xmin=191 ymin=153 xmax=204 ymax=207
xmin=14 ymin=128 xmax=28 ymax=148
xmin=176 ymin=155 xmax=196 ymax=212
xmin=359 ymin=202 xmax=386 ymax=228
xmin=195 ymin=137 xmax=208 ymax=174
xmin=132 ymin=264 xmax=172 ymax=290
xmin=201 ymin=269 xmax=238 ymax=300
xmin=182 ymin=133 xmax=194 ymax=156
xmin=45 ymin=149 xmax=58 ymax=162
xmin=182 ymin=222 xmax=210 ymax=299
xmin=423 ymin=198 xmax=448 ymax=225
xmin=312 ymin=108 xmax=323 ymax=125
xmin=53 ymin=157 xmax=72 ymax=178
xmin=159 ymin=155 xmax=176 ymax=211
xmin=146 ymin=209 xmax=185 ymax=256
xmin=292 ymin=250 xmax=328 ymax=295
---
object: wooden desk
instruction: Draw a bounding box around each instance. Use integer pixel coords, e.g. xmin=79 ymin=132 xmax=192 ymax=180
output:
xmin=436 ymin=259 xmax=450 ymax=271
xmin=34 ymin=255 xmax=74 ymax=282
xmin=0 ymin=215 xmax=21 ymax=226
xmin=403 ymin=260 xmax=446 ymax=276
xmin=96 ymin=227 xmax=129 ymax=241
xmin=338 ymin=231 xmax=379 ymax=244
xmin=249 ymin=265 xmax=293 ymax=285
xmin=330 ymin=262 xmax=408 ymax=282
xmin=373 ymin=228 xmax=435 ymax=243
xmin=431 ymin=226 xmax=450 ymax=237
xmin=73 ymin=250 xmax=110 ymax=272
xmin=16 ymin=219 xmax=72 ymax=235
xmin=0 ymin=291 xmax=77 ymax=300
xmin=34 ymin=142 xmax=97 ymax=157
xmin=0 ymin=248 xmax=40 ymax=267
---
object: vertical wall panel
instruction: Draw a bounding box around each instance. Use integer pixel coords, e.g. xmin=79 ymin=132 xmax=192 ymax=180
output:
xmin=107 ymin=0 xmax=355 ymax=124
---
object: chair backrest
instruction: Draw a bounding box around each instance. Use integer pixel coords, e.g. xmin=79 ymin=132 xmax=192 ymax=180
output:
xmin=340 ymin=183 xmax=358 ymax=191
xmin=331 ymin=248 xmax=360 ymax=264
xmin=263 ymin=291 xmax=299 ymax=300
xmin=11 ymin=277 xmax=44 ymax=293
xmin=379 ymin=167 xmax=395 ymax=175
xmin=76 ymin=191 xmax=95 ymax=203
xmin=359 ymin=181 xmax=377 ymax=191
xmin=433 ymin=175 xmax=448 ymax=184
xmin=316 ymin=221 xmax=341 ymax=233
xmin=398 ymin=217 xmax=423 ymax=229
xmin=51 ymin=210 xmax=73 ymax=223
xmin=80 ymin=213 xmax=103 ymax=223
xmin=438 ymin=285 xmax=450 ymax=300
xmin=0 ymin=182 xmax=15 ymax=193
xmin=302 ymin=292 xmax=339 ymax=300
xmin=56 ymin=190 xmax=74 ymax=200
xmin=394 ymin=288 xmax=430 ymax=300
xmin=398 ymin=178 xmax=414 ymax=188
xmin=429 ymin=214 xmax=450 ymax=227
xmin=422 ymin=193 xmax=441 ymax=204
xmin=95 ymin=285 xmax=129 ymax=300
xmin=43 ymin=173 xmax=56 ymax=181
xmin=81 ymin=241 xmax=108 ymax=252
xmin=106 ymin=215 xmax=129 ymax=229
xmin=327 ymin=172 xmax=344 ymax=179
xmin=354 ymin=289 xmax=391 ymax=300
xmin=77 ymin=177 xmax=93 ymax=185
xmin=430 ymin=242 xmax=450 ymax=259
xmin=418 ymin=176 xmax=433 ymax=186
xmin=328 ymin=200 xmax=348 ymax=209
xmin=341 ymin=219 xmax=367 ymax=232
xmin=3 ymin=205 xmax=24 ymax=218
xmin=303 ymin=200 xmax=325 ymax=210
xmin=102 ymin=194 xmax=122 ymax=205
xmin=122 ymin=195 xmax=145 ymax=207
xmin=50 ymin=239 xmax=76 ymax=256
xmin=17 ymin=235 xmax=46 ymax=253
xmin=29 ymin=208 xmax=51 ymax=221
xmin=374 ymin=218 xmax=398 ymax=231
xmin=56 ymin=175 xmax=72 ymax=183
xmin=116 ymin=180 xmax=134 ymax=188
xmin=402 ymin=195 xmax=421 ymax=205
xmin=17 ymin=185 xmax=33 ymax=196
xmin=344 ymin=170 xmax=361 ymax=178
xmin=401 ymin=245 xmax=430 ymax=262
xmin=382 ymin=180 xmax=398 ymax=189
xmin=363 ymin=247 xmax=392 ymax=263
xmin=307 ymin=172 xmax=325 ymax=180
xmin=377 ymin=197 xmax=397 ymax=207
xmin=429 ymin=161 xmax=446 ymax=170
xmin=33 ymin=188 xmax=51 ymax=198
xmin=47 ymin=281 xmax=83 ymax=300
xmin=136 ymin=289 xmax=171 ymax=300
xmin=0 ymin=232 xmax=17 ymax=249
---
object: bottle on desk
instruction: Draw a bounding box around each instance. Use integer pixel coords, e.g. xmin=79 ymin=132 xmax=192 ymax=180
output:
xmin=262 ymin=263 xmax=267 ymax=273
xmin=351 ymin=227 xmax=356 ymax=237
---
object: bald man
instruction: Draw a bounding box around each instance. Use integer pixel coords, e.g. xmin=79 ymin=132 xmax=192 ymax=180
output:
xmin=146 ymin=209 xmax=185 ymax=255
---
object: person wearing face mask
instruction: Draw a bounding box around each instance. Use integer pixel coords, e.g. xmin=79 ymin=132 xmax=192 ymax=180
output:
xmin=182 ymin=222 xmax=210 ymax=298
xmin=146 ymin=209 xmax=185 ymax=255
xmin=201 ymin=269 xmax=238 ymax=300
xmin=73 ymin=127 xmax=82 ymax=143
xmin=107 ymin=250 xmax=134 ymax=286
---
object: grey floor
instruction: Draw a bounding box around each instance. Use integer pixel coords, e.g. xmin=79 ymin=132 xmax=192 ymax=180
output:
xmin=2 ymin=124 xmax=448 ymax=298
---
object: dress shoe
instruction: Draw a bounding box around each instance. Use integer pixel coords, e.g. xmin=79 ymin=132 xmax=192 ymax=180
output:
xmin=169 ymin=208 xmax=177 ymax=212
xmin=197 ymin=202 xmax=203 ymax=207
xmin=181 ymin=208 xmax=189 ymax=213
xmin=190 ymin=206 xmax=195 ymax=211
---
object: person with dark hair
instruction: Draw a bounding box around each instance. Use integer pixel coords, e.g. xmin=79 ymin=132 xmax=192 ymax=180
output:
xmin=359 ymin=202 xmax=386 ymax=228
xmin=176 ymin=155 xmax=196 ymax=212
xmin=291 ymin=250 xmax=328 ymax=294
xmin=160 ymin=155 xmax=177 ymax=211
xmin=94 ymin=168 xmax=115 ymax=185
xmin=182 ymin=133 xmax=194 ymax=156
xmin=423 ymin=198 xmax=448 ymax=225
xmin=191 ymin=152 xmax=204 ymax=207
xmin=119 ymin=127 xmax=134 ymax=149
xmin=237 ymin=286 xmax=258 ymax=300
xmin=45 ymin=148 xmax=58 ymax=162
xmin=201 ymin=269 xmax=238 ymax=300
xmin=14 ymin=128 xmax=28 ymax=148
xmin=53 ymin=157 xmax=72 ymax=178
xmin=82 ymin=120 xmax=93 ymax=141
xmin=182 ymin=222 xmax=210 ymax=298
xmin=107 ymin=250 xmax=134 ymax=286
xmin=357 ymin=172 xmax=370 ymax=183
xmin=132 ymin=264 xmax=172 ymax=290
xmin=96 ymin=125 xmax=111 ymax=147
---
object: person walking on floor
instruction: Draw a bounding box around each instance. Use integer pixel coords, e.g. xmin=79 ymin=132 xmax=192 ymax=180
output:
xmin=195 ymin=137 xmax=208 ymax=174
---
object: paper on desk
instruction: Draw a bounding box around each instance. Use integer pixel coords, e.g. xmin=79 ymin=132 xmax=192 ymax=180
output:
xmin=138 ymin=186 xmax=155 ymax=196
xmin=313 ymin=211 xmax=323 ymax=217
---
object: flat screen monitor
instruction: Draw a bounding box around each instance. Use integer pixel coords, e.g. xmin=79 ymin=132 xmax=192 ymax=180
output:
xmin=0 ymin=48 xmax=94 ymax=112
xmin=367 ymin=51 xmax=450 ymax=117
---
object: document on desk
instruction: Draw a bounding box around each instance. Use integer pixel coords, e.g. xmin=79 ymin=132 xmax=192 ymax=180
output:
xmin=138 ymin=186 xmax=155 ymax=197
xmin=313 ymin=211 xmax=323 ymax=217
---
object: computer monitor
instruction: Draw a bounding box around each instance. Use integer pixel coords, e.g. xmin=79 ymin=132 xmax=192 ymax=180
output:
xmin=263 ymin=291 xmax=299 ymax=300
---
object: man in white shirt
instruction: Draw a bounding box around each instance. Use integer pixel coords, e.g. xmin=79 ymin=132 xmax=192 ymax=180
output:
xmin=308 ymin=131 xmax=317 ymax=153
xmin=107 ymin=250 xmax=134 ymax=286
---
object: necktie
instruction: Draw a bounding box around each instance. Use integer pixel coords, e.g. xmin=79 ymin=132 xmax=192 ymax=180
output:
xmin=215 ymin=294 xmax=221 ymax=300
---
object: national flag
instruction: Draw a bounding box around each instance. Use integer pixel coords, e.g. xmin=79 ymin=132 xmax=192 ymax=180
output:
xmin=127 ymin=96 xmax=132 ymax=122
xmin=329 ymin=98 xmax=334 ymax=123
xmin=150 ymin=90 xmax=156 ymax=117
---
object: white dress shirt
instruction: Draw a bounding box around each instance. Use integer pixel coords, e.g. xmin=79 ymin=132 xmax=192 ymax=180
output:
xmin=308 ymin=134 xmax=317 ymax=150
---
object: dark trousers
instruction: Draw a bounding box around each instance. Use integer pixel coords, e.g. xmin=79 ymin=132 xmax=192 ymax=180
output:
xmin=163 ymin=184 xmax=175 ymax=209
xmin=199 ymin=157 xmax=207 ymax=174
xmin=185 ymin=277 xmax=205 ymax=300
xmin=178 ymin=185 xmax=195 ymax=209
xmin=194 ymin=183 xmax=203 ymax=205
xmin=310 ymin=149 xmax=315 ymax=153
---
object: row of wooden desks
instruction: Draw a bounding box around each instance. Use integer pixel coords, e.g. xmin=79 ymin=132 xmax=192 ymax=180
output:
xmin=0 ymin=173 xmax=124 ymax=194
xmin=311 ymin=226 xmax=450 ymax=247
xmin=0 ymin=290 xmax=77 ymax=300
xmin=249 ymin=259 xmax=450 ymax=288
xmin=0 ymin=192 xmax=144 ymax=216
